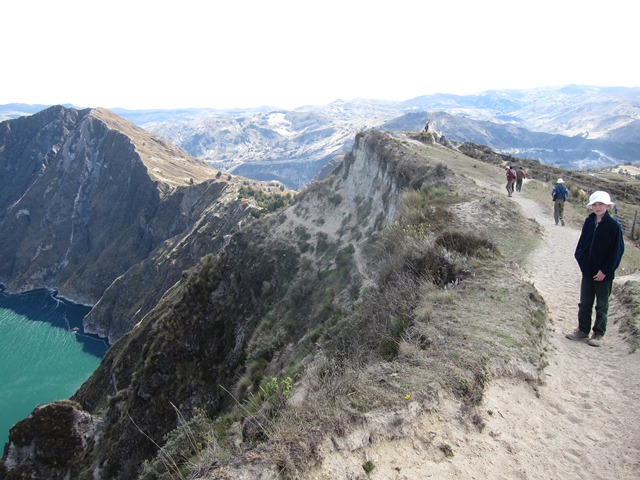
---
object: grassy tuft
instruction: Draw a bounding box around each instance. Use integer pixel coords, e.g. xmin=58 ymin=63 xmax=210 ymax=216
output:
xmin=613 ymin=280 xmax=640 ymax=353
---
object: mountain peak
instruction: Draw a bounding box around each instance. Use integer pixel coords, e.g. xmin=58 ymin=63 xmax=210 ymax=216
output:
xmin=86 ymin=106 xmax=219 ymax=188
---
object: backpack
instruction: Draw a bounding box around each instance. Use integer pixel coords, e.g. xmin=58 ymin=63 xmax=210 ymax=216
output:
xmin=552 ymin=184 xmax=568 ymax=201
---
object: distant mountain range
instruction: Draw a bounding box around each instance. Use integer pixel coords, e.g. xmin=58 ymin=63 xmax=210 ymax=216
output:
xmin=2 ymin=85 xmax=639 ymax=188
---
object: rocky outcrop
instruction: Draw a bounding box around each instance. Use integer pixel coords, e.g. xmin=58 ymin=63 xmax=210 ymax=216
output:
xmin=1 ymin=400 xmax=98 ymax=480
xmin=0 ymin=105 xmax=217 ymax=302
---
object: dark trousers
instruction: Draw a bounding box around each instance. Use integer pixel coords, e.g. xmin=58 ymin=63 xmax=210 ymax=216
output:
xmin=578 ymin=274 xmax=613 ymax=336
xmin=553 ymin=199 xmax=565 ymax=224
xmin=516 ymin=180 xmax=523 ymax=192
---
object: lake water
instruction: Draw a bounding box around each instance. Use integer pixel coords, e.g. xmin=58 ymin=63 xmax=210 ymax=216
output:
xmin=0 ymin=287 xmax=108 ymax=449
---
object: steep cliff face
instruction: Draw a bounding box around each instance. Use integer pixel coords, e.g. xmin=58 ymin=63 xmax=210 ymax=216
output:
xmin=0 ymin=106 xmax=287 ymax=343
xmin=0 ymin=105 xmax=218 ymax=303
xmin=81 ymin=181 xmax=250 ymax=343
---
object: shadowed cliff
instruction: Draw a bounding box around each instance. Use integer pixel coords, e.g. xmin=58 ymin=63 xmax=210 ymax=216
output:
xmin=0 ymin=106 xmax=291 ymax=343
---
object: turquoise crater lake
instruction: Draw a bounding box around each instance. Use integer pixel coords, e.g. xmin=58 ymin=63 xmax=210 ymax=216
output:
xmin=0 ymin=287 xmax=108 ymax=449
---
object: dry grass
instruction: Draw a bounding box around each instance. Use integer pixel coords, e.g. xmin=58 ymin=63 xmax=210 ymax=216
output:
xmin=612 ymin=279 xmax=640 ymax=353
xmin=189 ymin=141 xmax=551 ymax=478
xmin=152 ymin=132 xmax=637 ymax=479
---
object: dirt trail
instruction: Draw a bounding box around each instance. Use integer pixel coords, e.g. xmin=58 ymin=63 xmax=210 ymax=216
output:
xmin=480 ymin=186 xmax=640 ymax=479
xmin=304 ymin=179 xmax=640 ymax=480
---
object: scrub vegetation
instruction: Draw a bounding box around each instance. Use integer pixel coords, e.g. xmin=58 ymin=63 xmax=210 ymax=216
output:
xmin=4 ymin=129 xmax=638 ymax=480
xmin=133 ymin=133 xmax=555 ymax=479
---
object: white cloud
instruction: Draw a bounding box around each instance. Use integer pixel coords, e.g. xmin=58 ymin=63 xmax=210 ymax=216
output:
xmin=2 ymin=0 xmax=637 ymax=110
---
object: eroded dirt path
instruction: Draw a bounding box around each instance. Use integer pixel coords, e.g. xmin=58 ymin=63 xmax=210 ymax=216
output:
xmin=486 ymin=186 xmax=640 ymax=480
xmin=302 ymin=179 xmax=640 ymax=480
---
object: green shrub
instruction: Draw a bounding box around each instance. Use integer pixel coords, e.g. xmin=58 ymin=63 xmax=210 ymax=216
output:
xmin=440 ymin=443 xmax=454 ymax=458
xmin=363 ymin=460 xmax=376 ymax=474
xmin=315 ymin=232 xmax=331 ymax=256
xmin=261 ymin=376 xmax=293 ymax=407
xmin=246 ymin=319 xmax=286 ymax=362
xmin=294 ymin=226 xmax=311 ymax=241
xmin=381 ymin=336 xmax=400 ymax=361
xmin=335 ymin=244 xmax=355 ymax=267
xmin=238 ymin=186 xmax=294 ymax=215
xmin=435 ymin=229 xmax=495 ymax=256
xmin=243 ymin=375 xmax=294 ymax=422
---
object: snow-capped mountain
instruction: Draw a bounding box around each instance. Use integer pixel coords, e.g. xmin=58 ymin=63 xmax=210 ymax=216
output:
xmin=401 ymin=85 xmax=640 ymax=139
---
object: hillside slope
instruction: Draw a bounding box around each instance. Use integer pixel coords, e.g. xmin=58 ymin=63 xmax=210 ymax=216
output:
xmin=1 ymin=130 xmax=549 ymax=479
xmin=5 ymin=131 xmax=638 ymax=480
xmin=302 ymin=169 xmax=640 ymax=479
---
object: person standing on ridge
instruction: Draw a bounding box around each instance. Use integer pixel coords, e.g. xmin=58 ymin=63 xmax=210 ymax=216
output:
xmin=566 ymin=191 xmax=624 ymax=347
xmin=551 ymin=178 xmax=569 ymax=225
xmin=515 ymin=166 xmax=526 ymax=192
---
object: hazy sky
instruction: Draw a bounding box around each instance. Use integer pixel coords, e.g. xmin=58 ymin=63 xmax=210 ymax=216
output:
xmin=3 ymin=0 xmax=636 ymax=110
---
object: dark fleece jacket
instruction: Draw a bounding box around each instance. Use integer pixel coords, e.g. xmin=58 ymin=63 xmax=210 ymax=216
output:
xmin=574 ymin=211 xmax=625 ymax=278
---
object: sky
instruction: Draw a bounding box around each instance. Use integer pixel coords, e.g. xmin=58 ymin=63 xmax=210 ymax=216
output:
xmin=2 ymin=0 xmax=637 ymax=111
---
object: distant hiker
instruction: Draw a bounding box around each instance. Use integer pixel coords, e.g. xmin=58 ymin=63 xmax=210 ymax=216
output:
xmin=551 ymin=178 xmax=569 ymax=225
xmin=505 ymin=166 xmax=517 ymax=197
xmin=566 ymin=191 xmax=624 ymax=347
xmin=424 ymin=120 xmax=430 ymax=132
xmin=515 ymin=166 xmax=526 ymax=192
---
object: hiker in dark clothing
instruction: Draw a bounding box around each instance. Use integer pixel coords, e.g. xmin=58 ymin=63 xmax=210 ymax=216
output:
xmin=566 ymin=191 xmax=624 ymax=347
xmin=515 ymin=167 xmax=526 ymax=192
xmin=505 ymin=166 xmax=516 ymax=197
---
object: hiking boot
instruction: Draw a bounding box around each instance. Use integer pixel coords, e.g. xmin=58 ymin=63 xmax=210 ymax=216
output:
xmin=588 ymin=334 xmax=604 ymax=347
xmin=561 ymin=219 xmax=565 ymax=226
xmin=566 ymin=329 xmax=589 ymax=341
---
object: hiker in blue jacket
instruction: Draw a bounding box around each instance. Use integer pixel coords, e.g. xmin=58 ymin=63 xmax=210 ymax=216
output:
xmin=551 ymin=178 xmax=569 ymax=227
xmin=566 ymin=191 xmax=625 ymax=347
xmin=551 ymin=178 xmax=569 ymax=225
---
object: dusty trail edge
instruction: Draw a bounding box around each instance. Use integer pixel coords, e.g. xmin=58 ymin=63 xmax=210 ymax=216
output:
xmin=462 ymin=184 xmax=640 ymax=480
xmin=303 ymin=179 xmax=640 ymax=480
